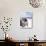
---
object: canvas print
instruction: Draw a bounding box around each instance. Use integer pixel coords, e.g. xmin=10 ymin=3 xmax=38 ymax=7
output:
xmin=20 ymin=12 xmax=33 ymax=29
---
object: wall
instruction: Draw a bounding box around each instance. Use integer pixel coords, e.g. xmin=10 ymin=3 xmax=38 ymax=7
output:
xmin=0 ymin=0 xmax=46 ymax=40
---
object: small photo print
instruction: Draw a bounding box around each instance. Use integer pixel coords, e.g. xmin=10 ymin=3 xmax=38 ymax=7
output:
xmin=20 ymin=12 xmax=33 ymax=29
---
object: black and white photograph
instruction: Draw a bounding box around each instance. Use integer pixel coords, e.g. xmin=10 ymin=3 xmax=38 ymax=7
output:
xmin=20 ymin=12 xmax=33 ymax=29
